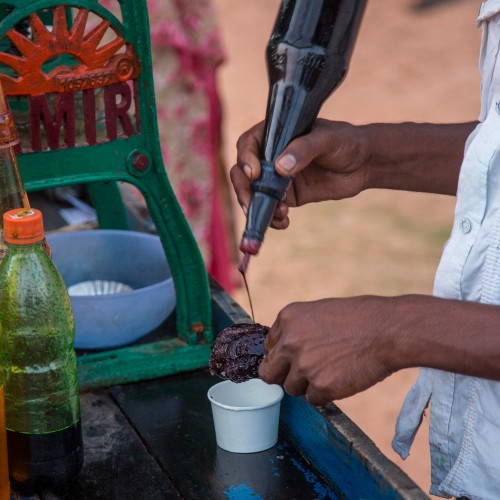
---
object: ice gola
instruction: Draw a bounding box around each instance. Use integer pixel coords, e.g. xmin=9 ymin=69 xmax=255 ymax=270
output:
xmin=209 ymin=323 xmax=269 ymax=383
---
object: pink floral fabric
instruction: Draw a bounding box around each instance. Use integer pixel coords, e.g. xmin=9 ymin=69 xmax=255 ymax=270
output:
xmin=149 ymin=0 xmax=237 ymax=292
xmin=110 ymin=0 xmax=237 ymax=292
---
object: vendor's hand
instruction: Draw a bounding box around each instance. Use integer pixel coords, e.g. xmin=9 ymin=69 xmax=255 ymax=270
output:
xmin=230 ymin=119 xmax=369 ymax=230
xmin=258 ymin=296 xmax=397 ymax=405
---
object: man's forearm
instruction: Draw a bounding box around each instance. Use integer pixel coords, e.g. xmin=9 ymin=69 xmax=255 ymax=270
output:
xmin=390 ymin=295 xmax=500 ymax=380
xmin=362 ymin=122 xmax=477 ymax=196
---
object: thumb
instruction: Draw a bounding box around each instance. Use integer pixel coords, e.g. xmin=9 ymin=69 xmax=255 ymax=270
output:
xmin=274 ymin=132 xmax=329 ymax=177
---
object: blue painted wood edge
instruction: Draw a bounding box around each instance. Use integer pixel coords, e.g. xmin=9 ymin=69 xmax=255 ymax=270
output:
xmin=280 ymin=395 xmax=429 ymax=499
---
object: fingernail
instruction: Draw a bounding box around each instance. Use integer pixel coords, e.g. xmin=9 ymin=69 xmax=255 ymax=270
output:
xmin=243 ymin=164 xmax=252 ymax=178
xmin=242 ymin=204 xmax=248 ymax=216
xmin=277 ymin=154 xmax=296 ymax=173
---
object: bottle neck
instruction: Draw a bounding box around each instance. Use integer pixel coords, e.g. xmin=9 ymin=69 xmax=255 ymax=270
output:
xmin=5 ymin=239 xmax=45 ymax=251
xmin=0 ymin=90 xmax=28 ymax=222
xmin=1 ymin=238 xmax=51 ymax=263
xmin=0 ymin=147 xmax=29 ymax=219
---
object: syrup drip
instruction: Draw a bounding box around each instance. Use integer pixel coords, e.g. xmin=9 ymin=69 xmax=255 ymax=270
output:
xmin=239 ymin=253 xmax=255 ymax=323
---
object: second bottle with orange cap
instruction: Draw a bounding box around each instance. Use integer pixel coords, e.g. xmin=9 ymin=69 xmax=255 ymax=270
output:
xmin=0 ymin=208 xmax=83 ymax=495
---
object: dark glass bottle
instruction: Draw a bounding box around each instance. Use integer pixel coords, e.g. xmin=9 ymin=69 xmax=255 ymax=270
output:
xmin=0 ymin=363 xmax=8 ymax=500
xmin=0 ymin=80 xmax=51 ymax=261
xmin=0 ymin=81 xmax=30 ymax=261
xmin=0 ymin=208 xmax=83 ymax=495
xmin=240 ymin=0 xmax=367 ymax=260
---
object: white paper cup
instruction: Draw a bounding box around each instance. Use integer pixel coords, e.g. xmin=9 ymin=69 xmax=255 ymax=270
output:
xmin=208 ymin=379 xmax=284 ymax=453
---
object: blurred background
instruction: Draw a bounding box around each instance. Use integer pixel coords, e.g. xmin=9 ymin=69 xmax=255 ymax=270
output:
xmin=212 ymin=0 xmax=481 ymax=495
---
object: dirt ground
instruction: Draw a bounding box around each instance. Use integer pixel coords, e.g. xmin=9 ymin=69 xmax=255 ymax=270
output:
xmin=212 ymin=0 xmax=482 ymax=495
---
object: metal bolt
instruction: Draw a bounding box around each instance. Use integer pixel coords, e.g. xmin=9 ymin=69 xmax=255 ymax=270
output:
xmin=190 ymin=322 xmax=205 ymax=333
xmin=133 ymin=152 xmax=149 ymax=171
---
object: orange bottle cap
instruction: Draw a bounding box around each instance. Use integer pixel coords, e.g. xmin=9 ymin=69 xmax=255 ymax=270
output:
xmin=3 ymin=208 xmax=44 ymax=245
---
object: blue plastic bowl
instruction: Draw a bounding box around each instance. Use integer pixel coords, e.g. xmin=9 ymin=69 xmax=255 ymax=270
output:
xmin=47 ymin=230 xmax=176 ymax=349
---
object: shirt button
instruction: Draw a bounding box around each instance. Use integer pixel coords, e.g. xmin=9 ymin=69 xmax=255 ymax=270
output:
xmin=460 ymin=217 xmax=472 ymax=234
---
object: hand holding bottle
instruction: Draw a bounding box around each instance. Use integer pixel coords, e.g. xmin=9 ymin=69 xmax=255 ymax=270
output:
xmin=238 ymin=0 xmax=367 ymax=258
xmin=231 ymin=119 xmax=369 ymax=230
xmin=232 ymin=120 xmax=476 ymax=232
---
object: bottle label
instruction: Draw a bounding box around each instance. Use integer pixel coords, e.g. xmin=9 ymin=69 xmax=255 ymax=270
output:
xmin=0 ymin=112 xmax=20 ymax=149
xmin=4 ymin=348 xmax=80 ymax=434
xmin=297 ymin=53 xmax=326 ymax=72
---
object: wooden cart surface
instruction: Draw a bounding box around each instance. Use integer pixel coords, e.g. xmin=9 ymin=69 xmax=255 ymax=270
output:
xmin=12 ymin=280 xmax=427 ymax=500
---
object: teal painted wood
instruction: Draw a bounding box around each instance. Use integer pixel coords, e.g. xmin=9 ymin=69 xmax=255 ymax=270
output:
xmin=280 ymin=395 xmax=428 ymax=499
xmin=77 ymin=338 xmax=212 ymax=391
xmin=0 ymin=1 xmax=213 ymax=345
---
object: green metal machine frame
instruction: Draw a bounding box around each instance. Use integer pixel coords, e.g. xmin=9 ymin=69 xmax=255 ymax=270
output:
xmin=0 ymin=0 xmax=214 ymax=385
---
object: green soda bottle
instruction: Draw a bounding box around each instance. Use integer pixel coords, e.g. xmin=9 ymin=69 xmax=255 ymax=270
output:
xmin=0 ymin=208 xmax=83 ymax=495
